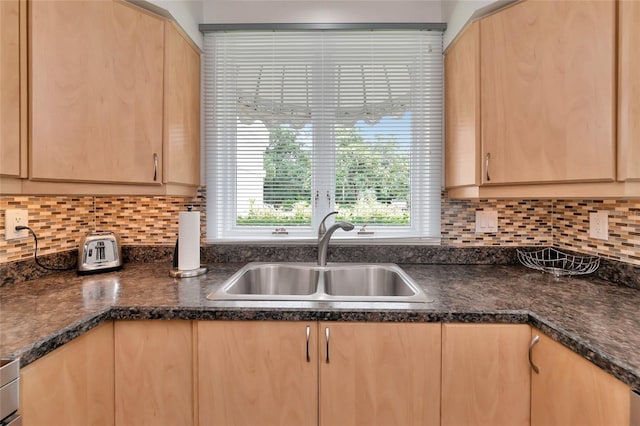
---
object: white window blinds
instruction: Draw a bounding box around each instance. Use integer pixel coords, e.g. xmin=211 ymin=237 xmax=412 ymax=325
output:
xmin=205 ymin=29 xmax=443 ymax=242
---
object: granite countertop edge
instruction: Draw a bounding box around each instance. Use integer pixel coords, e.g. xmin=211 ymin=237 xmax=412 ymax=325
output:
xmin=2 ymin=263 xmax=639 ymax=392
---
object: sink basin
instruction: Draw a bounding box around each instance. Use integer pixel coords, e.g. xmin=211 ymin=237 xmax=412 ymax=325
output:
xmin=225 ymin=264 xmax=318 ymax=296
xmin=207 ymin=263 xmax=433 ymax=303
xmin=324 ymin=265 xmax=416 ymax=297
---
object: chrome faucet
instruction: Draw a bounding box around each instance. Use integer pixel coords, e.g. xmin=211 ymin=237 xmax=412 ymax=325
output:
xmin=317 ymin=211 xmax=354 ymax=266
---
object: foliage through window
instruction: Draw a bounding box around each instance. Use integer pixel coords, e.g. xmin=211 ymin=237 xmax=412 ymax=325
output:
xmin=205 ymin=30 xmax=443 ymax=241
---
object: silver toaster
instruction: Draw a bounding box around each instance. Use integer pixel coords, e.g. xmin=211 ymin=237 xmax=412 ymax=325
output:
xmin=78 ymin=231 xmax=123 ymax=275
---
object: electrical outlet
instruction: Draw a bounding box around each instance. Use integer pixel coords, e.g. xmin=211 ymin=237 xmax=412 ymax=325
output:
xmin=475 ymin=210 xmax=498 ymax=233
xmin=589 ymin=211 xmax=608 ymax=240
xmin=4 ymin=209 xmax=29 ymax=240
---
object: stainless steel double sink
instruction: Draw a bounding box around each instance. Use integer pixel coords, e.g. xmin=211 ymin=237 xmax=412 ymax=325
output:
xmin=207 ymin=262 xmax=433 ymax=303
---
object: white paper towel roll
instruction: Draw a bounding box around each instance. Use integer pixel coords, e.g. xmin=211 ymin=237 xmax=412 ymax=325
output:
xmin=178 ymin=211 xmax=200 ymax=271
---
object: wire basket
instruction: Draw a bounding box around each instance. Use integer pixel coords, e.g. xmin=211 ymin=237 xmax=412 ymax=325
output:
xmin=517 ymin=247 xmax=600 ymax=277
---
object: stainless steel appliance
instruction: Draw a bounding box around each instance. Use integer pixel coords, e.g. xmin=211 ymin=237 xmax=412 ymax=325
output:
xmin=0 ymin=358 xmax=21 ymax=426
xmin=78 ymin=232 xmax=122 ymax=275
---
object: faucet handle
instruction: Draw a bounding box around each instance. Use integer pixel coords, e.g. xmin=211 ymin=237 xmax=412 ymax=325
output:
xmin=318 ymin=211 xmax=338 ymax=238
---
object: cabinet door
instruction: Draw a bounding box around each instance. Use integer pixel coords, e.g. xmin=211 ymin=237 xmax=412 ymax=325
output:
xmin=530 ymin=330 xmax=630 ymax=426
xmin=481 ymin=0 xmax=615 ymax=184
xmin=115 ymin=320 xmax=193 ymax=426
xmin=30 ymin=0 xmax=164 ymax=184
xmin=618 ymin=0 xmax=640 ymax=181
xmin=445 ymin=22 xmax=480 ymax=189
xmin=319 ymin=322 xmax=441 ymax=426
xmin=164 ymin=23 xmax=200 ymax=187
xmin=441 ymin=324 xmax=530 ymax=426
xmin=20 ymin=322 xmax=114 ymax=426
xmin=0 ymin=0 xmax=20 ymax=177
xmin=197 ymin=321 xmax=318 ymax=426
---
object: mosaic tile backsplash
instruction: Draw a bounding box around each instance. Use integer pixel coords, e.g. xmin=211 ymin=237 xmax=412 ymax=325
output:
xmin=0 ymin=196 xmax=95 ymax=263
xmin=1 ymin=191 xmax=639 ymax=267
xmin=1 ymin=191 xmax=204 ymax=263
xmin=553 ymin=200 xmax=640 ymax=265
xmin=441 ymin=198 xmax=554 ymax=246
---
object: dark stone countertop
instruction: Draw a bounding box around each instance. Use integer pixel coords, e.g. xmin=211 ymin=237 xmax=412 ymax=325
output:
xmin=1 ymin=262 xmax=639 ymax=391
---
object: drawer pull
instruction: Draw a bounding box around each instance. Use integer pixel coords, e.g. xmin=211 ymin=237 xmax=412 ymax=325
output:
xmin=485 ymin=152 xmax=491 ymax=182
xmin=306 ymin=325 xmax=311 ymax=362
xmin=529 ymin=334 xmax=540 ymax=374
xmin=153 ymin=153 xmax=159 ymax=181
xmin=325 ymin=327 xmax=330 ymax=364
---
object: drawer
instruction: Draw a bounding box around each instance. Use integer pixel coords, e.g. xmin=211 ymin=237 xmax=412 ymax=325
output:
xmin=0 ymin=378 xmax=19 ymax=420
xmin=2 ymin=412 xmax=22 ymax=426
xmin=0 ymin=359 xmax=18 ymax=387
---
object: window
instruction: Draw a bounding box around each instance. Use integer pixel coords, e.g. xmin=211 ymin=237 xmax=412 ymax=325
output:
xmin=204 ymin=29 xmax=443 ymax=242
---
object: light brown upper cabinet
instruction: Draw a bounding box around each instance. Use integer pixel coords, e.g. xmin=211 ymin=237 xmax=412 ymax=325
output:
xmin=480 ymin=0 xmax=616 ymax=185
xmin=163 ymin=22 xmax=201 ymax=189
xmin=441 ymin=324 xmax=531 ymax=426
xmin=444 ymin=22 xmax=480 ymax=189
xmin=530 ymin=329 xmax=630 ymax=426
xmin=444 ymin=0 xmax=633 ymax=198
xmin=30 ymin=0 xmax=164 ymax=185
xmin=0 ymin=0 xmax=25 ymax=180
xmin=618 ymin=0 xmax=640 ymax=181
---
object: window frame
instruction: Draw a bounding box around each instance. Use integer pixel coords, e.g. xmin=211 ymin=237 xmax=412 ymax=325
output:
xmin=204 ymin=28 xmax=443 ymax=244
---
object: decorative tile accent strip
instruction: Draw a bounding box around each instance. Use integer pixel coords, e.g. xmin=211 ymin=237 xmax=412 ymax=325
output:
xmin=441 ymin=198 xmax=554 ymax=246
xmin=553 ymin=199 xmax=640 ymax=267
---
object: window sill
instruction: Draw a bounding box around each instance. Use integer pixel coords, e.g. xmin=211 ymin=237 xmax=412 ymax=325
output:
xmin=205 ymin=236 xmax=441 ymax=246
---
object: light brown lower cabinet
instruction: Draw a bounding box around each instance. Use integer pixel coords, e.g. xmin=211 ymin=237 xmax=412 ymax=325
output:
xmin=114 ymin=320 xmax=193 ymax=426
xmin=441 ymin=323 xmax=531 ymax=426
xmin=17 ymin=320 xmax=636 ymax=426
xmin=318 ymin=322 xmax=441 ymax=426
xmin=197 ymin=321 xmax=441 ymax=426
xmin=197 ymin=321 xmax=318 ymax=426
xmin=530 ymin=329 xmax=631 ymax=426
xmin=20 ymin=321 xmax=114 ymax=426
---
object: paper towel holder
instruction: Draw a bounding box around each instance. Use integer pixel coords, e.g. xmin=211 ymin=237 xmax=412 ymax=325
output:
xmin=169 ymin=239 xmax=207 ymax=278
xmin=169 ymin=205 xmax=207 ymax=278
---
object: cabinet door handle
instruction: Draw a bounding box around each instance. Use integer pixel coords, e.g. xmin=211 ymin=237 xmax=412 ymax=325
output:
xmin=529 ymin=334 xmax=540 ymax=374
xmin=485 ymin=152 xmax=491 ymax=182
xmin=325 ymin=327 xmax=330 ymax=364
xmin=306 ymin=325 xmax=311 ymax=362
xmin=153 ymin=153 xmax=159 ymax=181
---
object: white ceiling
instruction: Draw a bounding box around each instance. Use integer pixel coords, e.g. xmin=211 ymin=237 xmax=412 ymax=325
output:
xmin=144 ymin=0 xmax=507 ymax=50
